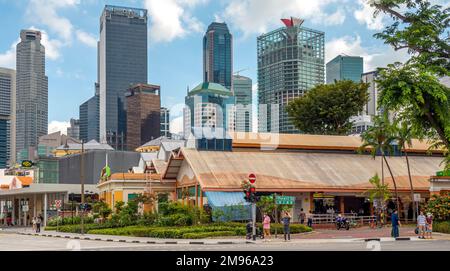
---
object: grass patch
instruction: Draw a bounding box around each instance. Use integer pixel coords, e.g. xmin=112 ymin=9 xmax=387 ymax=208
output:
xmin=434 ymin=221 xmax=450 ymax=234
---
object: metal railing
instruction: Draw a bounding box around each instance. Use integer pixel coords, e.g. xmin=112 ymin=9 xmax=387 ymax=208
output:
xmin=308 ymin=213 xmax=376 ymax=225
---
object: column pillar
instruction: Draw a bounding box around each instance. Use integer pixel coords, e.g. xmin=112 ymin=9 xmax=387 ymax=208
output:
xmin=11 ymin=196 xmax=15 ymax=225
xmin=33 ymin=194 xmax=37 ymax=218
xmin=43 ymin=193 xmax=48 ymax=227
xmin=195 ymin=185 xmax=198 ymax=207
xmin=340 ymin=197 xmax=345 ymax=214
xmin=309 ymin=192 xmax=314 ymax=212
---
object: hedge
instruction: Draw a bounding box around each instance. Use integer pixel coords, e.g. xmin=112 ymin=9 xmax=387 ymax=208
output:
xmin=433 ymin=221 xmax=450 ymax=234
xmin=182 ymin=231 xmax=236 ymax=239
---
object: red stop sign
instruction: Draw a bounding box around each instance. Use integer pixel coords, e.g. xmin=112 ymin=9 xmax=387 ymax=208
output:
xmin=249 ymin=173 xmax=256 ymax=184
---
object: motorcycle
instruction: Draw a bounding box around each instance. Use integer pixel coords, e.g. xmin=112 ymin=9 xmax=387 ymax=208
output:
xmin=335 ymin=216 xmax=350 ymax=230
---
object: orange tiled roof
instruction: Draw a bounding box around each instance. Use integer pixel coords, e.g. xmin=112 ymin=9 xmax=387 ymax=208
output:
xmin=16 ymin=176 xmax=33 ymax=186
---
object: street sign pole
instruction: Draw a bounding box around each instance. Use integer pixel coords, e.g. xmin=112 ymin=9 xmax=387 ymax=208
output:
xmin=252 ymin=202 xmax=256 ymax=241
xmin=274 ymin=193 xmax=278 ymax=239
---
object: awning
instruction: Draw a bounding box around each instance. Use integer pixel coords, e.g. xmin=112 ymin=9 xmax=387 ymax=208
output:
xmin=204 ymin=192 xmax=251 ymax=222
xmin=205 ymin=192 xmax=250 ymax=207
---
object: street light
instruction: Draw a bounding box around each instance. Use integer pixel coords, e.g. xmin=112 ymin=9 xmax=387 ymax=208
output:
xmin=80 ymin=140 xmax=85 ymax=235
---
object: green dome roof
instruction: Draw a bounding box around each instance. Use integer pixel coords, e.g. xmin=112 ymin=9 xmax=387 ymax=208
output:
xmin=189 ymin=82 xmax=232 ymax=96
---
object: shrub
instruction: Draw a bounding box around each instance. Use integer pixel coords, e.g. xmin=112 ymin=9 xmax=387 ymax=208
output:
xmin=137 ymin=212 xmax=159 ymax=226
xmin=426 ymin=193 xmax=450 ymax=221
xmin=182 ymin=231 xmax=236 ymax=239
xmin=433 ymin=221 xmax=450 ymax=234
xmin=47 ymin=216 xmax=94 ymax=226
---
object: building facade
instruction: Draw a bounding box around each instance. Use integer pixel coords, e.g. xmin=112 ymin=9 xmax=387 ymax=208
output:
xmin=184 ymin=82 xmax=235 ymax=151
xmin=98 ymin=5 xmax=148 ymax=149
xmin=0 ymin=68 xmax=16 ymax=168
xmin=257 ymin=19 xmax=324 ymax=134
xmin=16 ymin=30 xmax=48 ymax=154
xmin=160 ymin=107 xmax=170 ymax=138
xmin=79 ymin=93 xmax=99 ymax=143
xmin=125 ymin=84 xmax=161 ymax=151
xmin=203 ymin=22 xmax=233 ymax=90
xmin=326 ymin=55 xmax=363 ymax=84
xmin=232 ymin=75 xmax=252 ymax=132
xmin=67 ymin=118 xmax=80 ymax=140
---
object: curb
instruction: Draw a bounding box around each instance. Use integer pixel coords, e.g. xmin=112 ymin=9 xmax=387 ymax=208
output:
xmin=18 ymin=232 xmax=249 ymax=245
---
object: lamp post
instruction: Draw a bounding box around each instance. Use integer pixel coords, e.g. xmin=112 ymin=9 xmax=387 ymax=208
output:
xmin=80 ymin=140 xmax=85 ymax=235
xmin=69 ymin=193 xmax=74 ymax=224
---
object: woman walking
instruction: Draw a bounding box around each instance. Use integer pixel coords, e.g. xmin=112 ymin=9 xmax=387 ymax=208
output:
xmin=262 ymin=213 xmax=271 ymax=241
xmin=425 ymin=213 xmax=433 ymax=239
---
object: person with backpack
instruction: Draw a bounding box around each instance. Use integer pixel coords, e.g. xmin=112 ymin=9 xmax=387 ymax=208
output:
xmin=281 ymin=211 xmax=291 ymax=241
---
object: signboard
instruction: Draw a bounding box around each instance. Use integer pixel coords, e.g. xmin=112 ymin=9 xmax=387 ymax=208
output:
xmin=313 ymin=193 xmax=334 ymax=199
xmin=249 ymin=173 xmax=256 ymax=184
xmin=54 ymin=200 xmax=62 ymax=209
xmin=22 ymin=205 xmax=29 ymax=212
xmin=413 ymin=194 xmax=421 ymax=202
xmin=21 ymin=160 xmax=33 ymax=168
xmin=269 ymin=195 xmax=295 ymax=205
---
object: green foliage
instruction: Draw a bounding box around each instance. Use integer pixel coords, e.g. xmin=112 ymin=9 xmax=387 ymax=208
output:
xmin=114 ymin=201 xmax=125 ymax=214
xmin=433 ymin=221 xmax=450 ymax=234
xmin=137 ymin=212 xmax=159 ymax=226
xmin=256 ymin=195 xmax=276 ymax=217
xmin=426 ymin=193 xmax=450 ymax=222
xmin=286 ymin=80 xmax=369 ymax=135
xmin=366 ymin=173 xmax=391 ymax=207
xmin=47 ymin=216 xmax=94 ymax=226
xmin=359 ymin=112 xmax=396 ymax=158
xmin=92 ymin=200 xmax=112 ymax=219
xmin=182 ymin=231 xmax=236 ymax=239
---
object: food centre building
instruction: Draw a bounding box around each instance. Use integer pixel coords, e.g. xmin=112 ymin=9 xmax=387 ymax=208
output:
xmin=98 ymin=132 xmax=445 ymax=221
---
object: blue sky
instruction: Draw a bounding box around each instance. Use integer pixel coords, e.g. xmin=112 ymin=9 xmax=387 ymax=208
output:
xmin=0 ymin=0 xmax=428 ymax=134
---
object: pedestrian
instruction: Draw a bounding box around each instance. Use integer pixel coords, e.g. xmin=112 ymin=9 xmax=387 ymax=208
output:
xmin=391 ymin=210 xmax=401 ymax=238
xmin=36 ymin=215 xmax=42 ymax=233
xmin=425 ymin=213 xmax=433 ymax=239
xmin=299 ymin=208 xmax=306 ymax=225
xmin=307 ymin=210 xmax=313 ymax=228
xmin=281 ymin=211 xmax=291 ymax=241
xmin=262 ymin=213 xmax=271 ymax=241
xmin=32 ymin=217 xmax=37 ymax=233
xmin=417 ymin=211 xmax=426 ymax=239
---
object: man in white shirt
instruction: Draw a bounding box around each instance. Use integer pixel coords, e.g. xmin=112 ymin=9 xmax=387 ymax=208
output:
xmin=417 ymin=211 xmax=426 ymax=239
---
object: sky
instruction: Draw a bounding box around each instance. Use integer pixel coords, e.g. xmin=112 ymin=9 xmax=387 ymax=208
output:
xmin=1 ymin=0 xmax=441 ymax=135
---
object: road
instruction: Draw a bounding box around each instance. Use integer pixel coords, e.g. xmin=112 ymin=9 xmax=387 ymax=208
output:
xmin=1 ymin=232 xmax=449 ymax=251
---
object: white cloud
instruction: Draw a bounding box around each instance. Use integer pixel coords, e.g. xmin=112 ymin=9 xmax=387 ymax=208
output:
xmin=144 ymin=0 xmax=207 ymax=42
xmin=354 ymin=0 xmax=386 ymax=30
xmin=76 ymin=30 xmax=97 ymax=48
xmin=170 ymin=116 xmax=183 ymax=135
xmin=0 ymin=39 xmax=19 ymax=69
xmin=26 ymin=0 xmax=79 ymax=43
xmin=29 ymin=27 xmax=64 ymax=60
xmin=48 ymin=120 xmax=70 ymax=135
xmin=220 ymin=0 xmax=346 ymax=37
xmin=325 ymin=35 xmax=411 ymax=72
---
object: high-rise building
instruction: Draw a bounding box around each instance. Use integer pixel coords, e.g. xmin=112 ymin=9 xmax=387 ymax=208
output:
xmin=67 ymin=118 xmax=80 ymax=140
xmin=125 ymin=84 xmax=161 ymax=151
xmin=16 ymin=30 xmax=48 ymax=155
xmin=326 ymin=55 xmax=363 ymax=84
xmin=203 ymin=22 xmax=233 ymax=90
xmin=98 ymin=5 xmax=148 ymax=149
xmin=0 ymin=68 xmax=16 ymax=168
xmin=160 ymin=107 xmax=171 ymax=138
xmin=184 ymin=82 xmax=235 ymax=150
xmin=232 ymin=75 xmax=252 ymax=132
xmin=257 ymin=18 xmax=324 ymax=134
xmin=79 ymin=93 xmax=100 ymax=143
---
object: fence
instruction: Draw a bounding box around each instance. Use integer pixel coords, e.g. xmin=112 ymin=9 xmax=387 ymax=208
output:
xmin=308 ymin=213 xmax=376 ymax=226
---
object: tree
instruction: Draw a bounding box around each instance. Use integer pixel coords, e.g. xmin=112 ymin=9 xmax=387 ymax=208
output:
xmin=286 ymin=80 xmax=369 ymax=135
xmin=426 ymin=193 xmax=450 ymax=222
xmin=370 ymin=0 xmax=450 ymax=167
xmin=359 ymin=113 xmax=400 ymax=208
xmin=366 ymin=173 xmax=391 ymax=213
xmin=92 ymin=200 xmax=112 ymax=220
xmin=393 ymin=120 xmax=416 ymax=221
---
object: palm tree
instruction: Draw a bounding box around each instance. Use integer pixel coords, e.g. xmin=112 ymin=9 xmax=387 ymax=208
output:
xmin=359 ymin=113 xmax=400 ymax=209
xmin=366 ymin=173 xmax=391 ymax=211
xmin=394 ymin=120 xmax=416 ymax=221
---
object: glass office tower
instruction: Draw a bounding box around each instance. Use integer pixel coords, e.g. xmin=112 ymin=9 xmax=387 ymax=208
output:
xmin=232 ymin=75 xmax=252 ymax=132
xmin=257 ymin=19 xmax=324 ymax=133
xmin=0 ymin=68 xmax=15 ymax=167
xmin=79 ymin=93 xmax=100 ymax=143
xmin=326 ymin=55 xmax=363 ymax=84
xmin=98 ymin=5 xmax=148 ymax=149
xmin=203 ymin=22 xmax=233 ymax=90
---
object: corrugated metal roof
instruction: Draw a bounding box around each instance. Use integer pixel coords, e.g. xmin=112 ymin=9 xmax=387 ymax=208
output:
xmin=181 ymin=148 xmax=442 ymax=192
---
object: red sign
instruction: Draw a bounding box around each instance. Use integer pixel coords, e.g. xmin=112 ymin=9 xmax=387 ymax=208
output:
xmin=55 ymin=200 xmax=62 ymax=208
xmin=249 ymin=173 xmax=256 ymax=184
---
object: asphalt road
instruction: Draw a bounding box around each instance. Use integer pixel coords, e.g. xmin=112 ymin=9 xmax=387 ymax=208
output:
xmin=1 ymin=232 xmax=449 ymax=251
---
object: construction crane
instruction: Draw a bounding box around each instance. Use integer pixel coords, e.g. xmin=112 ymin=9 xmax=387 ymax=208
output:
xmin=234 ymin=68 xmax=249 ymax=76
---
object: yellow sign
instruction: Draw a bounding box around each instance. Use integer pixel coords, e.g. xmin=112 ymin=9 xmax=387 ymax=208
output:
xmin=313 ymin=193 xmax=334 ymax=199
xmin=21 ymin=160 xmax=33 ymax=168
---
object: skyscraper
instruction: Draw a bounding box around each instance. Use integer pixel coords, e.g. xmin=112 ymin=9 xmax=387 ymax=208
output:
xmin=160 ymin=107 xmax=171 ymax=138
xmin=0 ymin=68 xmax=16 ymax=167
xmin=98 ymin=5 xmax=148 ymax=149
xmin=67 ymin=118 xmax=80 ymax=140
xmin=203 ymin=22 xmax=233 ymax=90
xmin=232 ymin=75 xmax=252 ymax=132
xmin=257 ymin=18 xmax=324 ymax=134
xmin=79 ymin=93 xmax=99 ymax=143
xmin=16 ymin=30 xmax=48 ymax=154
xmin=125 ymin=84 xmax=161 ymax=151
xmin=326 ymin=55 xmax=363 ymax=84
